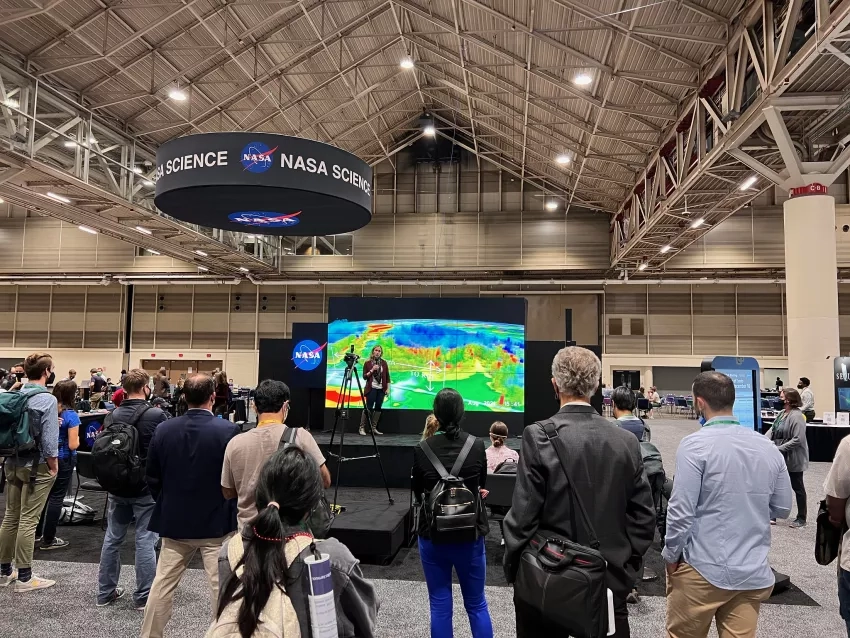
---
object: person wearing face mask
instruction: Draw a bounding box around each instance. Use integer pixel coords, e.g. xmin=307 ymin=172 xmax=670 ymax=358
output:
xmin=797 ymin=377 xmax=815 ymax=422
xmin=96 ymin=369 xmax=169 ymax=610
xmin=664 ymin=371 xmax=792 ymax=638
xmin=766 ymin=388 xmax=809 ymax=528
xmin=360 ymin=345 xmax=391 ymax=436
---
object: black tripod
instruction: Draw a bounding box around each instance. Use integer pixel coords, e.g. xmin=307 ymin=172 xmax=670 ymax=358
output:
xmin=326 ymin=347 xmax=394 ymax=507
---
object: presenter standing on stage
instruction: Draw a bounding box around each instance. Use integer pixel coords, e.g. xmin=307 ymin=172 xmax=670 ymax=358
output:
xmin=360 ymin=346 xmax=390 ymax=436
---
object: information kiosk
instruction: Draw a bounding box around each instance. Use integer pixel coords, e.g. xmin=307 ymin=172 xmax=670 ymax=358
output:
xmin=700 ymin=356 xmax=761 ymax=431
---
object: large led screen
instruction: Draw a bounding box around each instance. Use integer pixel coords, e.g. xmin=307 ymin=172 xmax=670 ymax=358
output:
xmin=325 ymin=318 xmax=525 ymax=412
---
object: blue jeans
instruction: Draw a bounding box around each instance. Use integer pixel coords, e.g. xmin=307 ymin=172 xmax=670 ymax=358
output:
xmin=839 ymin=568 xmax=850 ymax=636
xmin=97 ymin=494 xmax=158 ymax=606
xmin=419 ymin=537 xmax=493 ymax=638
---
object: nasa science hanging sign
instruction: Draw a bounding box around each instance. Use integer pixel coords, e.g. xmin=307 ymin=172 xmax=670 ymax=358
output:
xmin=154 ymin=133 xmax=372 ymax=236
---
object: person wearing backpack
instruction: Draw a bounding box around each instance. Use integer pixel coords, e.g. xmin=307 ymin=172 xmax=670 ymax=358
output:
xmin=0 ymin=352 xmax=60 ymax=592
xmin=412 ymin=388 xmax=492 ymax=638
xmin=95 ymin=368 xmax=169 ymax=610
xmin=212 ymin=446 xmax=379 ymax=638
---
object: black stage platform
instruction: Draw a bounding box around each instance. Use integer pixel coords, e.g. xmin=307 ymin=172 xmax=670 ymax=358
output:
xmin=327 ymin=494 xmax=412 ymax=564
xmin=314 ymin=432 xmax=522 ymax=489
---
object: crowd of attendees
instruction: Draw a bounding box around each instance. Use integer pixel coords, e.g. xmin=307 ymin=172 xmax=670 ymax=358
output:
xmin=0 ymin=348 xmax=845 ymax=637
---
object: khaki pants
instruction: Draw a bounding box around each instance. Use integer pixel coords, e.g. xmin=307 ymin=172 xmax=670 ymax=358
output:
xmin=0 ymin=463 xmax=56 ymax=569
xmin=140 ymin=536 xmax=228 ymax=638
xmin=666 ymin=563 xmax=773 ymax=638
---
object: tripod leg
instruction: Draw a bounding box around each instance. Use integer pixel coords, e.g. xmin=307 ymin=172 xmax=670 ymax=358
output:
xmin=354 ymin=372 xmax=394 ymax=505
xmin=333 ymin=365 xmax=356 ymax=509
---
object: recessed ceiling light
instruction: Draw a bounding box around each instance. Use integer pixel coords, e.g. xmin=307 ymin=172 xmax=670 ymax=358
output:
xmin=46 ymin=192 xmax=71 ymax=204
xmin=545 ymin=201 xmax=558 ymax=211
xmin=147 ymin=249 xmax=161 ymax=255
xmin=555 ymin=154 xmax=571 ymax=165
xmin=660 ymin=245 xmax=671 ymax=254
xmin=198 ymin=266 xmax=209 ymax=272
xmin=739 ymin=175 xmax=757 ymax=191
xmin=169 ymin=88 xmax=188 ymax=101
xmin=574 ymin=73 xmax=593 ymax=86
xmin=3 ymin=98 xmax=19 ymax=109
xmin=239 ymin=267 xmax=249 ymax=272
xmin=135 ymin=226 xmax=152 ymax=235
xmin=691 ymin=217 xmax=705 ymax=229
xmin=638 ymin=262 xmax=648 ymax=271
xmin=423 ymin=125 xmax=436 ymax=137
xmin=142 ymin=180 xmax=154 ymax=187
xmin=400 ymin=57 xmax=415 ymax=70
xmin=78 ymin=225 xmax=97 ymax=234
xmin=195 ymin=249 xmax=208 ymax=257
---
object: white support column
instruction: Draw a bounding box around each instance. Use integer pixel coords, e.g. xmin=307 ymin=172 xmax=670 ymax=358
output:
xmin=784 ymin=190 xmax=839 ymax=415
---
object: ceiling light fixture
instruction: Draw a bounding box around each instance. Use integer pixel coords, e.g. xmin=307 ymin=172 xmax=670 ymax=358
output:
xmin=142 ymin=180 xmax=154 ymax=187
xmin=198 ymin=266 xmax=209 ymax=272
xmin=78 ymin=225 xmax=97 ymax=235
xmin=739 ymin=175 xmax=757 ymax=191
xmin=423 ymin=125 xmax=436 ymax=137
xmin=638 ymin=262 xmax=648 ymax=271
xmin=555 ymin=154 xmax=571 ymax=165
xmin=545 ymin=200 xmax=558 ymax=211
xmin=400 ymin=57 xmax=415 ymax=70
xmin=63 ymin=139 xmax=78 ymax=148
xmin=574 ymin=73 xmax=593 ymax=86
xmin=195 ymin=249 xmax=208 ymax=257
xmin=135 ymin=226 xmax=152 ymax=235
xmin=239 ymin=267 xmax=250 ymax=272
xmin=169 ymin=88 xmax=188 ymax=101
xmin=132 ymin=167 xmax=143 ymax=174
xmin=691 ymin=217 xmax=705 ymax=229
xmin=3 ymin=98 xmax=19 ymax=109
xmin=0 ymin=197 xmax=4 ymax=204
xmin=660 ymin=245 xmax=671 ymax=254
xmin=45 ymin=192 xmax=71 ymax=204
xmin=147 ymin=249 xmax=161 ymax=255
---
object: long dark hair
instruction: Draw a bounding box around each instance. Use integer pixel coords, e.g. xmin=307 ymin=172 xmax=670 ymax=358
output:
xmin=217 ymin=447 xmax=324 ymax=637
xmin=433 ymin=388 xmax=464 ymax=439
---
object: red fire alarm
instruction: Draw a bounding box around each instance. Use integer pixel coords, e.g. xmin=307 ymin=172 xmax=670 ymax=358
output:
xmin=150 ymin=353 xmax=156 ymax=358
xmin=178 ymin=353 xmax=184 ymax=358
xmin=206 ymin=354 xmax=212 ymax=358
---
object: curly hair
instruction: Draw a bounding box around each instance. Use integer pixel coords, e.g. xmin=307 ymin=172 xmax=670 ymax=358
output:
xmin=551 ymin=346 xmax=601 ymax=399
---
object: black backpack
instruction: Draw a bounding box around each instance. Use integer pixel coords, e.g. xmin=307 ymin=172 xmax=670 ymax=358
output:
xmin=419 ymin=434 xmax=480 ymax=544
xmin=91 ymin=404 xmax=151 ymax=494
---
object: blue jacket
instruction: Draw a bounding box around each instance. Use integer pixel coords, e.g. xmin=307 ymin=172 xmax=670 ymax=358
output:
xmin=145 ymin=409 xmax=240 ymax=539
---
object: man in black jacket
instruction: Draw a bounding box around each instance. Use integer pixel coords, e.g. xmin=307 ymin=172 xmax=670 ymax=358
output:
xmin=96 ymin=369 xmax=169 ymax=610
xmin=141 ymin=374 xmax=240 ymax=638
xmin=503 ymin=346 xmax=655 ymax=638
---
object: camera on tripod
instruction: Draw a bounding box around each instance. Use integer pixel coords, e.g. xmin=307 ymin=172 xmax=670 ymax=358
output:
xmin=343 ymin=344 xmax=360 ymax=367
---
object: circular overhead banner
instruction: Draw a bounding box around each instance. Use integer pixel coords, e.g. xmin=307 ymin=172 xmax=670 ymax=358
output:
xmin=154 ymin=133 xmax=372 ymax=236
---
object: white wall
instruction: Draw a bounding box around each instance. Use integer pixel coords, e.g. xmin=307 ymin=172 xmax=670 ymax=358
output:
xmin=128 ymin=349 xmax=259 ymax=387
xmin=0 ymin=348 xmax=124 ymax=380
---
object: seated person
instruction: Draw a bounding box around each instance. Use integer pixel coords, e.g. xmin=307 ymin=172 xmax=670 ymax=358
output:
xmin=213 ymin=447 xmax=378 ymax=637
xmin=612 ymin=386 xmax=645 ymax=440
xmin=485 ymin=421 xmax=518 ymax=472
xmin=647 ymin=386 xmax=662 ymax=418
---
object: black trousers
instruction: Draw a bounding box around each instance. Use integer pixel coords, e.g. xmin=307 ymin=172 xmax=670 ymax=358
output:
xmin=789 ymin=471 xmax=807 ymax=521
xmin=366 ymin=388 xmax=385 ymax=412
xmin=515 ymin=595 xmax=630 ymax=638
xmin=36 ymin=457 xmax=74 ymax=543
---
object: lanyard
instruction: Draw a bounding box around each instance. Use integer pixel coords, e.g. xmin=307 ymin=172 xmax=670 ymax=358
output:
xmin=704 ymin=418 xmax=740 ymax=427
xmin=257 ymin=419 xmax=282 ymax=428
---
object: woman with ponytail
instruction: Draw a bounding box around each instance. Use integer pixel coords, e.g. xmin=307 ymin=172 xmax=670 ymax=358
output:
xmin=210 ymin=447 xmax=378 ymax=637
xmin=412 ymin=388 xmax=492 ymax=638
xmin=485 ymin=421 xmax=518 ymax=473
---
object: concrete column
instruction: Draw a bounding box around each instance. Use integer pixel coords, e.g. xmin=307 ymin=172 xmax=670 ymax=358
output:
xmin=784 ymin=193 xmax=839 ymax=415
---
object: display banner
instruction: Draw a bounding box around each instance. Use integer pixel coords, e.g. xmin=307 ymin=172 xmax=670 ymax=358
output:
xmin=834 ymin=357 xmax=850 ymax=412
xmin=154 ymin=133 xmax=372 ymax=235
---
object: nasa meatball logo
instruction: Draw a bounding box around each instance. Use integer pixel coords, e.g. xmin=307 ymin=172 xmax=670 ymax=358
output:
xmin=228 ymin=211 xmax=301 ymax=227
xmin=241 ymin=142 xmax=277 ymax=173
xmin=293 ymin=340 xmax=326 ymax=371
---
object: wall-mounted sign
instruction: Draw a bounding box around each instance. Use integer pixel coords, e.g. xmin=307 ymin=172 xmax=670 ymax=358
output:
xmin=154 ymin=133 xmax=372 ymax=236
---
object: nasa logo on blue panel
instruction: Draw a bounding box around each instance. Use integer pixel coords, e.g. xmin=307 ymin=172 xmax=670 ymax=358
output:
xmin=240 ymin=142 xmax=277 ymax=173
xmin=86 ymin=422 xmax=101 ymax=446
xmin=228 ymin=211 xmax=301 ymax=227
xmin=293 ymin=340 xmax=323 ymax=371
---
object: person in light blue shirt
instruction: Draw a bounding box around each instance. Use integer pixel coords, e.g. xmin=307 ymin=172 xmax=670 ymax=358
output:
xmin=663 ymin=371 xmax=792 ymax=638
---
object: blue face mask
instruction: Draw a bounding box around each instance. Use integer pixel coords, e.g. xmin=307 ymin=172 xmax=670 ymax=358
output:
xmin=698 ymin=415 xmax=707 ymax=426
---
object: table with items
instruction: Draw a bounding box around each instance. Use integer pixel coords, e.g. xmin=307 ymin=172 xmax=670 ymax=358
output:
xmin=805 ymin=423 xmax=850 ymax=463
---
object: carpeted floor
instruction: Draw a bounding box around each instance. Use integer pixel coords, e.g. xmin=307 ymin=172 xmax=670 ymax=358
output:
xmin=0 ymin=418 xmax=846 ymax=637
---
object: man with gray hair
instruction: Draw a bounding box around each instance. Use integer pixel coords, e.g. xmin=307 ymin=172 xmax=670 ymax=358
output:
xmin=503 ymin=346 xmax=655 ymax=637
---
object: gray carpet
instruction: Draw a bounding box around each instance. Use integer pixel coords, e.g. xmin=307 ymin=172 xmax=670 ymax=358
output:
xmin=0 ymin=418 xmax=847 ymax=637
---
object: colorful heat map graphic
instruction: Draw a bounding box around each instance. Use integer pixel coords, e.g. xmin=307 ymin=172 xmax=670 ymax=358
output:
xmin=325 ymin=319 xmax=524 ymax=412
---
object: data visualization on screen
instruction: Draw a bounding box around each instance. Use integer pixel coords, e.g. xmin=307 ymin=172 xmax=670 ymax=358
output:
xmin=325 ymin=318 xmax=525 ymax=413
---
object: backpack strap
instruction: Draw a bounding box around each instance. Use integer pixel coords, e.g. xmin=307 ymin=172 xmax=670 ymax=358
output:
xmin=538 ymin=418 xmax=600 ymax=550
xmin=419 ymin=433 xmax=475 ymax=479
xmin=419 ymin=438 xmax=450 ymax=479
xmin=449 ymin=434 xmax=476 ymax=477
xmin=278 ymin=425 xmax=298 ymax=451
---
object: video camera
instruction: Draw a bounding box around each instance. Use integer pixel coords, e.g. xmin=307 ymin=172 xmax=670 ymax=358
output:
xmin=343 ymin=344 xmax=360 ymax=368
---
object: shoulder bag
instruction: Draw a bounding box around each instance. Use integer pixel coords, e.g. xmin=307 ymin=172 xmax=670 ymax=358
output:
xmin=278 ymin=426 xmax=335 ymax=538
xmin=514 ymin=419 xmax=609 ymax=638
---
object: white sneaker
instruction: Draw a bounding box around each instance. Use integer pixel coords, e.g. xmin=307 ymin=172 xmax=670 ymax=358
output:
xmin=13 ymin=575 xmax=55 ymax=592
xmin=0 ymin=570 xmax=17 ymax=587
